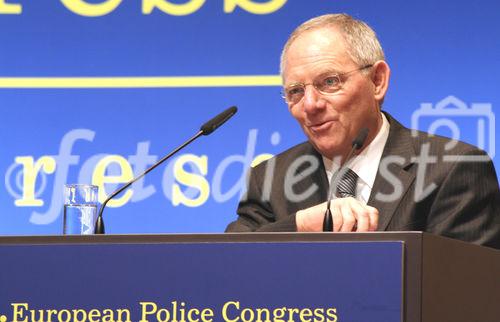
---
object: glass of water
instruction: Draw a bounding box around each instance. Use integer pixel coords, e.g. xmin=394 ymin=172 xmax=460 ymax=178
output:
xmin=63 ymin=184 xmax=98 ymax=235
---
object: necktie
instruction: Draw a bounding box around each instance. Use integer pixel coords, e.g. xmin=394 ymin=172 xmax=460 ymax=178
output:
xmin=335 ymin=168 xmax=358 ymax=198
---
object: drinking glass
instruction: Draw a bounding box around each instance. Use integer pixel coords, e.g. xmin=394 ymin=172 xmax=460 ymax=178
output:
xmin=63 ymin=184 xmax=98 ymax=235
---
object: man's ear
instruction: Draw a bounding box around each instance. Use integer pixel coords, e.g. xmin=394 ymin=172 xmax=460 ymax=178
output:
xmin=371 ymin=60 xmax=390 ymax=101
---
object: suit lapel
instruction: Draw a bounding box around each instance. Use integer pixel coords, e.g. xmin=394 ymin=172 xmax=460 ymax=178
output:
xmin=368 ymin=113 xmax=416 ymax=230
xmin=292 ymin=146 xmax=329 ymax=207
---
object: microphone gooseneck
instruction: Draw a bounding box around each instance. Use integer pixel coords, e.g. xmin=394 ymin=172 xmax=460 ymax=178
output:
xmin=94 ymin=106 xmax=238 ymax=234
xmin=352 ymin=127 xmax=369 ymax=149
xmin=322 ymin=128 xmax=369 ymax=232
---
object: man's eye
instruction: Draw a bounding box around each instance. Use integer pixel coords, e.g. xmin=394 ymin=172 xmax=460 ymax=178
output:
xmin=322 ymin=76 xmax=340 ymax=88
xmin=287 ymin=86 xmax=304 ymax=96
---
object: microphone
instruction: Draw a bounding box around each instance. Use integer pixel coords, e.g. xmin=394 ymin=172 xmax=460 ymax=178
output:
xmin=94 ymin=106 xmax=238 ymax=234
xmin=200 ymin=106 xmax=237 ymax=135
xmin=322 ymin=128 xmax=369 ymax=232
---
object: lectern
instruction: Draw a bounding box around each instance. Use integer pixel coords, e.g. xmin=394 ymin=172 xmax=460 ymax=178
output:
xmin=0 ymin=232 xmax=498 ymax=322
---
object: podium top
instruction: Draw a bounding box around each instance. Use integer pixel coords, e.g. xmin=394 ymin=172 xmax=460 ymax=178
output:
xmin=0 ymin=231 xmax=428 ymax=244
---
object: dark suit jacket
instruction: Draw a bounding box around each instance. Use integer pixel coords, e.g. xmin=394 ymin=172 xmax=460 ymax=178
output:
xmin=226 ymin=113 xmax=500 ymax=249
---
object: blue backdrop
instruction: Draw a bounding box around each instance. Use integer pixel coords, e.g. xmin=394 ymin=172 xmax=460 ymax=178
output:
xmin=1 ymin=0 xmax=499 ymax=235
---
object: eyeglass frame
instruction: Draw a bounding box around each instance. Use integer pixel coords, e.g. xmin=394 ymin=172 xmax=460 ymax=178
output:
xmin=281 ymin=64 xmax=374 ymax=104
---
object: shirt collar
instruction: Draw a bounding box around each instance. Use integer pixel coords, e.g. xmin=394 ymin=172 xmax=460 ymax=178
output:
xmin=322 ymin=113 xmax=390 ymax=189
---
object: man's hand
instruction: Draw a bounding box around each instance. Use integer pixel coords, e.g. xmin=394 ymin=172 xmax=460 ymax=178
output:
xmin=296 ymin=198 xmax=379 ymax=232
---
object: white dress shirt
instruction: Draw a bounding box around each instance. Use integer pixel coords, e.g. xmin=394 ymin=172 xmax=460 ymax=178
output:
xmin=323 ymin=113 xmax=390 ymax=204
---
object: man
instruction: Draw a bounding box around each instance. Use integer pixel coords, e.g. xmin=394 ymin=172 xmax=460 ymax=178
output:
xmin=226 ymin=14 xmax=500 ymax=249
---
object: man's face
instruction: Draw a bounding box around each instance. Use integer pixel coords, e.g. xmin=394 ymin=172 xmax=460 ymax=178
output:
xmin=283 ymin=27 xmax=383 ymax=160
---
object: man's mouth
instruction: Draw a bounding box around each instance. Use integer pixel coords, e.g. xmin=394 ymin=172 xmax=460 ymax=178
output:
xmin=308 ymin=120 xmax=335 ymax=132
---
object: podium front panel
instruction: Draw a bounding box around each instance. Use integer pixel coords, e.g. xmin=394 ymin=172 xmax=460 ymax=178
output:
xmin=0 ymin=239 xmax=403 ymax=322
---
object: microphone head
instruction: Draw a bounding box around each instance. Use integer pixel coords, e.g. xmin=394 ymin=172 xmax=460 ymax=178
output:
xmin=352 ymin=127 xmax=369 ymax=150
xmin=200 ymin=106 xmax=238 ymax=135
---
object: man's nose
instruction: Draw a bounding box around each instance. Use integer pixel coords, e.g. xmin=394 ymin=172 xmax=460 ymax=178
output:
xmin=302 ymin=85 xmax=326 ymax=113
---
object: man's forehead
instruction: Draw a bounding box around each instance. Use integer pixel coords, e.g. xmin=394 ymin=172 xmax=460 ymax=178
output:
xmin=290 ymin=27 xmax=346 ymax=52
xmin=284 ymin=28 xmax=353 ymax=80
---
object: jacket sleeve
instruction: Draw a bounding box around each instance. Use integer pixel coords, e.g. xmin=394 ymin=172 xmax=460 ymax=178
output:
xmin=225 ymin=164 xmax=298 ymax=232
xmin=425 ymin=149 xmax=500 ymax=249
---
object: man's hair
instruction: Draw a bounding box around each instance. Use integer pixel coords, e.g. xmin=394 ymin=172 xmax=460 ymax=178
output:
xmin=280 ymin=13 xmax=385 ymax=78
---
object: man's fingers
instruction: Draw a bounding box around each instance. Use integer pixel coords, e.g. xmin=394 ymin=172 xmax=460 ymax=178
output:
xmin=330 ymin=198 xmax=379 ymax=232
xmin=297 ymin=199 xmax=379 ymax=232
xmin=350 ymin=201 xmax=371 ymax=232
xmin=367 ymin=206 xmax=379 ymax=231
xmin=339 ymin=201 xmax=356 ymax=232
xmin=296 ymin=201 xmax=330 ymax=232
xmin=331 ymin=202 xmax=343 ymax=232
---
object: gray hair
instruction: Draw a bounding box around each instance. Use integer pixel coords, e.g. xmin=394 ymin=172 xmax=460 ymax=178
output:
xmin=280 ymin=14 xmax=385 ymax=78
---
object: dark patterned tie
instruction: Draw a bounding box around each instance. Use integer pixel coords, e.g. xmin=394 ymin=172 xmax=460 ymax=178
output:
xmin=335 ymin=168 xmax=358 ymax=198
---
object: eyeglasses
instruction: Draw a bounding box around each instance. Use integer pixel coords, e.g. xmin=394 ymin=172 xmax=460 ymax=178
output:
xmin=282 ymin=64 xmax=374 ymax=104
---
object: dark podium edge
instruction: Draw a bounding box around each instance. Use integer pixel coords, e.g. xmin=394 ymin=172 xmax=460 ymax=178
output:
xmin=1 ymin=232 xmax=498 ymax=322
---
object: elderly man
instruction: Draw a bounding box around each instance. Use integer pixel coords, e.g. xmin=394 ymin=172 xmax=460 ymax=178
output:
xmin=226 ymin=14 xmax=500 ymax=249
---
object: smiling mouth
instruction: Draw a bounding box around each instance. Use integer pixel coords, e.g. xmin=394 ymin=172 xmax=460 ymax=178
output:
xmin=309 ymin=120 xmax=335 ymax=132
